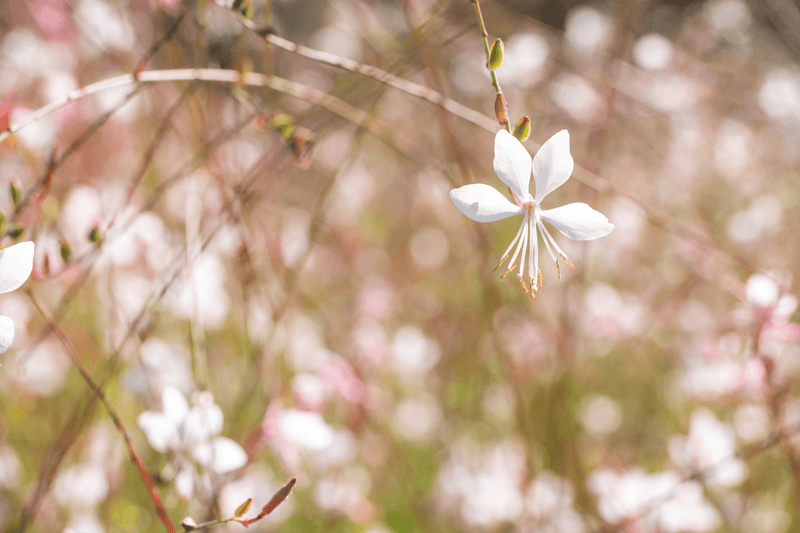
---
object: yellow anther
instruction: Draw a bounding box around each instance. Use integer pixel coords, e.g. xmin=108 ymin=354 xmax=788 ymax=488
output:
xmin=494 ymin=254 xmax=510 ymax=272
xmin=529 ymin=277 xmax=536 ymax=293
xmin=516 ymin=273 xmax=529 ymax=294
xmin=556 ymin=260 xmax=561 ymax=279
xmin=501 ymin=264 xmax=516 ymax=279
xmin=537 ymin=270 xmax=543 ymax=292
xmin=560 ymin=254 xmax=574 ymax=269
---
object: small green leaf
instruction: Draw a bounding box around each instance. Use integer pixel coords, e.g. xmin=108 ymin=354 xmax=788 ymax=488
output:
xmin=488 ymin=38 xmax=504 ymax=70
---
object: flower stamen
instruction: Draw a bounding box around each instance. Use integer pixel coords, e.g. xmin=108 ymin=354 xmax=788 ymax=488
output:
xmin=516 ymin=273 xmax=529 ymax=294
xmin=501 ymin=264 xmax=516 ymax=279
xmin=560 ymin=254 xmax=575 ymax=269
xmin=494 ymin=253 xmax=510 ymax=272
xmin=537 ymin=269 xmax=543 ymax=292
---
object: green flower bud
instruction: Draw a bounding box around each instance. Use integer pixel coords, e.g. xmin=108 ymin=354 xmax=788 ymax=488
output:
xmin=7 ymin=224 xmax=24 ymax=240
xmin=60 ymin=240 xmax=71 ymax=262
xmin=234 ymin=498 xmax=253 ymax=518
xmin=512 ymin=116 xmax=531 ymax=142
xmin=10 ymin=179 xmax=21 ymax=207
xmin=488 ymin=38 xmax=504 ymax=71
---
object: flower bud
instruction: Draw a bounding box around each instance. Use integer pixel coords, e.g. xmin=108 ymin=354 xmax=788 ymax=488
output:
xmin=512 ymin=116 xmax=531 ymax=142
xmin=494 ymin=92 xmax=508 ymax=125
xmin=7 ymin=224 xmax=24 ymax=240
xmin=88 ymin=226 xmax=102 ymax=244
xmin=10 ymin=179 xmax=21 ymax=207
xmin=234 ymin=498 xmax=253 ymax=518
xmin=232 ymin=0 xmax=253 ymax=18
xmin=60 ymin=240 xmax=71 ymax=262
xmin=180 ymin=517 xmax=198 ymax=532
xmin=488 ymin=38 xmax=504 ymax=71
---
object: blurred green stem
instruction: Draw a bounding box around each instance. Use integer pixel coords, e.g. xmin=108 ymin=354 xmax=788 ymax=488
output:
xmin=471 ymin=0 xmax=511 ymax=131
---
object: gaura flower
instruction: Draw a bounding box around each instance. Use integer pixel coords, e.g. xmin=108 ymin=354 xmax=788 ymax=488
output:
xmin=450 ymin=130 xmax=613 ymax=295
xmin=0 ymin=242 xmax=34 ymax=353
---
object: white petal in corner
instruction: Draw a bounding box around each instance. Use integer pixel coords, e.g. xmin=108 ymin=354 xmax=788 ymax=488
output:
xmin=450 ymin=184 xmax=523 ymax=223
xmin=532 ymin=130 xmax=574 ymax=203
xmin=0 ymin=315 xmax=14 ymax=354
xmin=0 ymin=242 xmax=34 ymax=294
xmin=493 ymin=130 xmax=532 ymax=200
xmin=540 ymin=203 xmax=615 ymax=241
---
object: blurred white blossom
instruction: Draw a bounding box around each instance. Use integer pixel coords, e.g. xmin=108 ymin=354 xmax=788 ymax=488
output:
xmin=668 ymin=408 xmax=747 ymax=488
xmin=138 ymin=387 xmax=247 ymax=499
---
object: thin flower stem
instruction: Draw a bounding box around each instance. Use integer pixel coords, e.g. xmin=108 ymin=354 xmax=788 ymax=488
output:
xmin=471 ymin=0 xmax=511 ymax=132
xmin=26 ymin=291 xmax=177 ymax=533
xmin=187 ymin=516 xmax=238 ymax=531
xmin=0 ymin=70 xmax=391 ymax=146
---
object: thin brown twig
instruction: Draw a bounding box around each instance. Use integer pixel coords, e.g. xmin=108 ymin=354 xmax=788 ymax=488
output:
xmin=213 ymin=0 xmax=498 ymax=131
xmin=26 ymin=291 xmax=177 ymax=533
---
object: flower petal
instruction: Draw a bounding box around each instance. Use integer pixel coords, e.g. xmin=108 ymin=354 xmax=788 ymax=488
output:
xmin=137 ymin=411 xmax=180 ymax=453
xmin=192 ymin=437 xmax=248 ymax=473
xmin=493 ymin=130 xmax=532 ymax=200
xmin=450 ymin=184 xmax=522 ymax=223
xmin=532 ymin=130 xmax=574 ymax=202
xmin=0 ymin=242 xmax=34 ymax=294
xmin=540 ymin=203 xmax=615 ymax=240
xmin=0 ymin=315 xmax=14 ymax=354
xmin=162 ymin=386 xmax=189 ymax=425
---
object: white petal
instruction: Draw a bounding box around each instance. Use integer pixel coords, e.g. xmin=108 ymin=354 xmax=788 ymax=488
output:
xmin=192 ymin=437 xmax=248 ymax=473
xmin=540 ymin=203 xmax=615 ymax=240
xmin=161 ymin=387 xmax=189 ymax=425
xmin=137 ymin=411 xmax=180 ymax=453
xmin=0 ymin=315 xmax=14 ymax=354
xmin=449 ymin=184 xmax=522 ymax=223
xmin=493 ymin=130 xmax=532 ymax=200
xmin=184 ymin=401 xmax=224 ymax=442
xmin=174 ymin=464 xmax=195 ymax=500
xmin=532 ymin=130 xmax=574 ymax=202
xmin=0 ymin=242 xmax=34 ymax=294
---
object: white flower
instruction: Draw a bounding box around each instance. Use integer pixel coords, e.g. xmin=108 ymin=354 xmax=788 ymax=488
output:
xmin=450 ymin=130 xmax=613 ymax=294
xmin=138 ymin=387 xmax=248 ymax=499
xmin=0 ymin=242 xmax=35 ymax=353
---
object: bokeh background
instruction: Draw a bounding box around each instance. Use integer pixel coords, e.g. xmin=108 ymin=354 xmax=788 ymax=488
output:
xmin=1 ymin=0 xmax=800 ymax=532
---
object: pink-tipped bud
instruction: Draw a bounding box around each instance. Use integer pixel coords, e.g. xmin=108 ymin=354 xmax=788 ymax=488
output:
xmin=494 ymin=92 xmax=508 ymax=125
xmin=512 ymin=116 xmax=531 ymax=142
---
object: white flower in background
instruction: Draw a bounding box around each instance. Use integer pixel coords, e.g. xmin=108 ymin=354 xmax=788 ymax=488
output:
xmin=450 ymin=130 xmax=613 ymax=295
xmin=0 ymin=242 xmax=35 ymax=354
xmin=668 ymin=408 xmax=746 ymax=488
xmin=138 ymin=387 xmax=247 ymax=499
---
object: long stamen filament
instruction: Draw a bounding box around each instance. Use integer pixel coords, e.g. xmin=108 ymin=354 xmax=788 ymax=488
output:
xmin=539 ymin=220 xmax=570 ymax=262
xmin=494 ymin=214 xmax=527 ymax=272
xmin=519 ymin=213 xmax=529 ymax=281
xmin=529 ymin=215 xmax=537 ymax=293
xmin=503 ymin=212 xmax=528 ymax=282
xmin=536 ymin=219 xmax=558 ymax=264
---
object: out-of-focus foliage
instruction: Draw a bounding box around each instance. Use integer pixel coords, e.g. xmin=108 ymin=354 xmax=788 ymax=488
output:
xmin=1 ymin=0 xmax=800 ymax=532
